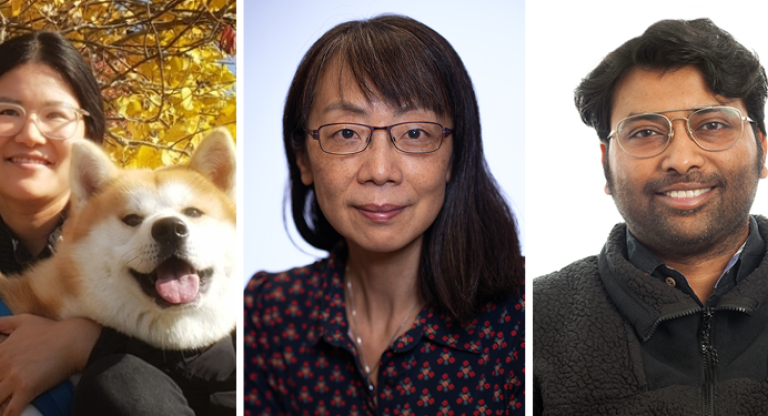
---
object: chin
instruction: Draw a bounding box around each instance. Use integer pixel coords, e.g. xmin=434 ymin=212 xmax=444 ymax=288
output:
xmin=348 ymin=233 xmax=424 ymax=255
xmin=3 ymin=187 xmax=64 ymax=204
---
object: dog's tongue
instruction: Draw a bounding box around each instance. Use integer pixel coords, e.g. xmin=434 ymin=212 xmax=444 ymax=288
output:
xmin=155 ymin=260 xmax=200 ymax=304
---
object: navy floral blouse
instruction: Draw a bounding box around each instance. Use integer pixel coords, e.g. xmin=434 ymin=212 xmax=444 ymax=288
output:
xmin=244 ymin=245 xmax=525 ymax=415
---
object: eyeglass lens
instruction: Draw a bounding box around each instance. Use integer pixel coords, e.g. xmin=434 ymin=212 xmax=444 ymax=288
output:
xmin=617 ymin=107 xmax=743 ymax=157
xmin=317 ymin=122 xmax=444 ymax=154
xmin=0 ymin=103 xmax=83 ymax=141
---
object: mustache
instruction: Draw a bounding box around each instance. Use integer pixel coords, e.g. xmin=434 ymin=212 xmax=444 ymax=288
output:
xmin=643 ymin=171 xmax=727 ymax=194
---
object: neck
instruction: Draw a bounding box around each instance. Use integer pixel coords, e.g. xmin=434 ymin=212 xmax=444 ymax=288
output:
xmin=0 ymin=193 xmax=68 ymax=256
xmin=647 ymin=220 xmax=751 ymax=303
xmin=345 ymin=238 xmax=423 ymax=318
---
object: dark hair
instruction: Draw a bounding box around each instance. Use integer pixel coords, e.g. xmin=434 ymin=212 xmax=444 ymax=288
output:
xmin=0 ymin=31 xmax=104 ymax=143
xmin=575 ymin=18 xmax=767 ymax=173
xmin=283 ymin=15 xmax=523 ymax=322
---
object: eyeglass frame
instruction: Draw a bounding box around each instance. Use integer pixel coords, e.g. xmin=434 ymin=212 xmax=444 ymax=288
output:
xmin=307 ymin=121 xmax=453 ymax=155
xmin=606 ymin=105 xmax=756 ymax=159
xmin=0 ymin=102 xmax=91 ymax=141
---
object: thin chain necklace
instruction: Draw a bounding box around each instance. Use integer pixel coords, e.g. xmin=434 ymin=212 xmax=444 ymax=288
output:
xmin=345 ymin=275 xmax=419 ymax=391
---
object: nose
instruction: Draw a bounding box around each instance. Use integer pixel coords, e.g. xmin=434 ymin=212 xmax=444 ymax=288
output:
xmin=357 ymin=129 xmax=402 ymax=185
xmin=14 ymin=113 xmax=47 ymax=147
xmin=659 ymin=119 xmax=707 ymax=173
xmin=152 ymin=217 xmax=189 ymax=247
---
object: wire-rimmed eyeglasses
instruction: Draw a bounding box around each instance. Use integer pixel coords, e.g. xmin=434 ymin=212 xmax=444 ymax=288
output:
xmin=0 ymin=102 xmax=90 ymax=141
xmin=607 ymin=106 xmax=755 ymax=158
xmin=308 ymin=121 xmax=453 ymax=155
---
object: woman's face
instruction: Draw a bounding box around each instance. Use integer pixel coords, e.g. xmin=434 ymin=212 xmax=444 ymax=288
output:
xmin=298 ymin=66 xmax=454 ymax=255
xmin=0 ymin=63 xmax=84 ymax=206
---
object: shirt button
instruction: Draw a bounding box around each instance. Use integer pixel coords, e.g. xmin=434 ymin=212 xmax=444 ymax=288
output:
xmin=665 ymin=277 xmax=676 ymax=287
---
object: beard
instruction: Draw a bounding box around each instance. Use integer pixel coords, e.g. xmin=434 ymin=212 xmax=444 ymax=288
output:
xmin=607 ymin=164 xmax=759 ymax=259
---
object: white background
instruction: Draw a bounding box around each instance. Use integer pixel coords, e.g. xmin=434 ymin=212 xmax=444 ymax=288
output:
xmin=243 ymin=0 xmax=525 ymax=284
xmin=526 ymin=1 xmax=768 ymax=280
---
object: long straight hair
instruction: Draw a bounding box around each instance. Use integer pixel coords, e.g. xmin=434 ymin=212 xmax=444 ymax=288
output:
xmin=283 ymin=15 xmax=523 ymax=322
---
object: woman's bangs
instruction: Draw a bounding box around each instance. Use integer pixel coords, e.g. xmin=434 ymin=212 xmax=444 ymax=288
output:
xmin=335 ymin=27 xmax=451 ymax=117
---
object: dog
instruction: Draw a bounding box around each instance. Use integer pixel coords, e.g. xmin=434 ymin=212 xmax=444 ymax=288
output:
xmin=0 ymin=127 xmax=238 ymax=414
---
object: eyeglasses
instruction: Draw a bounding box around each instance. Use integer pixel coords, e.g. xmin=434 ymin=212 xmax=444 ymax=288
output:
xmin=0 ymin=102 xmax=90 ymax=141
xmin=607 ymin=106 xmax=755 ymax=158
xmin=308 ymin=121 xmax=453 ymax=155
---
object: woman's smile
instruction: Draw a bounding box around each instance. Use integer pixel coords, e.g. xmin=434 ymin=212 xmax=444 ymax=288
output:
xmin=0 ymin=63 xmax=82 ymax=205
xmin=6 ymin=153 xmax=52 ymax=166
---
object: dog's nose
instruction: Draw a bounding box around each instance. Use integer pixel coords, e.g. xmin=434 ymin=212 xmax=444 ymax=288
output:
xmin=152 ymin=217 xmax=189 ymax=246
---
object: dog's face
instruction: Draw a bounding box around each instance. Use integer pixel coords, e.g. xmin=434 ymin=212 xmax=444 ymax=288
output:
xmin=62 ymin=130 xmax=237 ymax=350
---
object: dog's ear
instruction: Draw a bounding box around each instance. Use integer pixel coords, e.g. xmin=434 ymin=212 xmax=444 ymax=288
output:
xmin=69 ymin=140 xmax=119 ymax=213
xmin=188 ymin=127 xmax=236 ymax=199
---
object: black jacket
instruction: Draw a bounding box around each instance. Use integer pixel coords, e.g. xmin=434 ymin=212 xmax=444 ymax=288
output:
xmin=89 ymin=328 xmax=236 ymax=415
xmin=533 ymin=215 xmax=768 ymax=416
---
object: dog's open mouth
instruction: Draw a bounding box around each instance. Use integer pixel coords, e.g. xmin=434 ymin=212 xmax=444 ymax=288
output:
xmin=130 ymin=256 xmax=213 ymax=307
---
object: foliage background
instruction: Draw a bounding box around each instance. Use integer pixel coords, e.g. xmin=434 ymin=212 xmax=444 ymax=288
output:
xmin=0 ymin=0 xmax=236 ymax=167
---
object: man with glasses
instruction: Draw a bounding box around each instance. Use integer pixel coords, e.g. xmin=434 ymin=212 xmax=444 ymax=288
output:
xmin=534 ymin=18 xmax=768 ymax=415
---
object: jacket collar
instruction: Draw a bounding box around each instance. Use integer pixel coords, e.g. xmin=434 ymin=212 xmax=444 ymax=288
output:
xmin=626 ymin=216 xmax=764 ymax=290
xmin=0 ymin=212 xmax=65 ymax=275
xmin=307 ymin=242 xmax=483 ymax=355
xmin=598 ymin=215 xmax=768 ymax=342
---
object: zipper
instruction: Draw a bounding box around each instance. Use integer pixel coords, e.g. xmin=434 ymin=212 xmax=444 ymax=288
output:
xmin=643 ymin=306 xmax=702 ymax=341
xmin=701 ymin=308 xmax=718 ymax=416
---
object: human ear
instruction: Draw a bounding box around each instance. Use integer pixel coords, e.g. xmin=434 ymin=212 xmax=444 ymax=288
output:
xmin=600 ymin=142 xmax=611 ymax=195
xmin=295 ymin=151 xmax=314 ymax=186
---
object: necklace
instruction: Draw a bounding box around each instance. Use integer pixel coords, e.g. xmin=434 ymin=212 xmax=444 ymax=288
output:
xmin=345 ymin=276 xmax=419 ymax=391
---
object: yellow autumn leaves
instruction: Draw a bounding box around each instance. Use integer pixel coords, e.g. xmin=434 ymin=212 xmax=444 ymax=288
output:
xmin=0 ymin=0 xmax=236 ymax=168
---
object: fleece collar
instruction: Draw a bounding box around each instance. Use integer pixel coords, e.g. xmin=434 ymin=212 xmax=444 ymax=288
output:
xmin=598 ymin=215 xmax=768 ymax=341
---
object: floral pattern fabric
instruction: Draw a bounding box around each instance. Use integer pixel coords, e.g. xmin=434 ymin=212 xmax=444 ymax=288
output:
xmin=244 ymin=247 xmax=525 ymax=415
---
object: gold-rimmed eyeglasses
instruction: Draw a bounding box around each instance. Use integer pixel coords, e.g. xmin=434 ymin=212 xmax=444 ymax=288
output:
xmin=607 ymin=106 xmax=755 ymax=158
xmin=308 ymin=121 xmax=453 ymax=155
xmin=0 ymin=102 xmax=90 ymax=141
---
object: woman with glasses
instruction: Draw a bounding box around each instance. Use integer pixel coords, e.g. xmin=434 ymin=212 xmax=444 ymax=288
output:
xmin=0 ymin=31 xmax=105 ymax=416
xmin=245 ymin=15 xmax=525 ymax=414
xmin=0 ymin=32 xmax=211 ymax=416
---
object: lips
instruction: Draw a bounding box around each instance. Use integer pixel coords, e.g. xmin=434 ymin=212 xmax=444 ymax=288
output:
xmin=652 ymin=180 xmax=717 ymax=211
xmin=6 ymin=154 xmax=51 ymax=165
xmin=662 ymin=187 xmax=712 ymax=199
xmin=355 ymin=203 xmax=406 ymax=223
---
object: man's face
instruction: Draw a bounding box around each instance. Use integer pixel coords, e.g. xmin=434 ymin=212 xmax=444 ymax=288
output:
xmin=602 ymin=65 xmax=768 ymax=257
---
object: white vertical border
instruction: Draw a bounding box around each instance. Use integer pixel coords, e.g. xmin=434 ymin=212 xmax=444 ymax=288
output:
xmin=235 ymin=0 xmax=244 ymax=414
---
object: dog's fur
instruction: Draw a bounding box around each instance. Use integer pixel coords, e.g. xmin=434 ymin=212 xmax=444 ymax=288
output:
xmin=0 ymin=128 xmax=237 ymax=350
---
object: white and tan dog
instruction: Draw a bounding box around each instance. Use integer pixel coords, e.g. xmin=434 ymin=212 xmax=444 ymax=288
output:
xmin=0 ymin=127 xmax=237 ymax=351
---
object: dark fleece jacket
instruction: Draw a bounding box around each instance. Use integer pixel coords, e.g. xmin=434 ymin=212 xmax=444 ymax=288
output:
xmin=533 ymin=215 xmax=768 ymax=416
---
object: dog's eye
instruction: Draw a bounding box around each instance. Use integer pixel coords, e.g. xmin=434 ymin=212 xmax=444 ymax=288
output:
xmin=122 ymin=214 xmax=143 ymax=226
xmin=182 ymin=207 xmax=203 ymax=218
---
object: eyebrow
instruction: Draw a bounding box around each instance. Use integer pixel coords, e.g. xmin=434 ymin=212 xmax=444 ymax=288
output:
xmin=625 ymin=104 xmax=724 ymax=117
xmin=0 ymin=97 xmax=22 ymax=105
